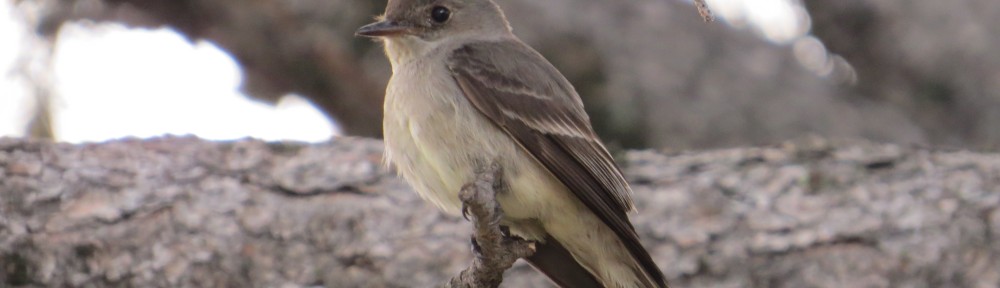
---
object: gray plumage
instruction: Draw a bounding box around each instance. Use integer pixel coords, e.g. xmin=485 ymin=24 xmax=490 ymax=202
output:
xmin=357 ymin=0 xmax=667 ymax=287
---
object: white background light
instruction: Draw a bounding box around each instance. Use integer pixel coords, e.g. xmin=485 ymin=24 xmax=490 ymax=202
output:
xmin=0 ymin=1 xmax=335 ymax=143
xmin=49 ymin=23 xmax=336 ymax=143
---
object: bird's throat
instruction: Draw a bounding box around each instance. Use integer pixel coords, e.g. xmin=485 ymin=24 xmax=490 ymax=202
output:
xmin=384 ymin=37 xmax=431 ymax=72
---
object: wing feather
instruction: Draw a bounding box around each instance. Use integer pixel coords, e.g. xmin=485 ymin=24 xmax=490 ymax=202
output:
xmin=446 ymin=40 xmax=665 ymax=287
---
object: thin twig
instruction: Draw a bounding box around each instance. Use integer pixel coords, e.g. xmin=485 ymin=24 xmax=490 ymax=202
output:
xmin=444 ymin=163 xmax=535 ymax=288
xmin=694 ymin=0 xmax=714 ymax=22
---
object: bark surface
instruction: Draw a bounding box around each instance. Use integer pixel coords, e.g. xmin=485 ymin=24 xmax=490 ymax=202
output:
xmin=1 ymin=136 xmax=998 ymax=287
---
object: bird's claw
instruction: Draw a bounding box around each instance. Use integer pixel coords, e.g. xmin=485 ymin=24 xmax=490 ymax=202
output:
xmin=461 ymin=202 xmax=471 ymax=221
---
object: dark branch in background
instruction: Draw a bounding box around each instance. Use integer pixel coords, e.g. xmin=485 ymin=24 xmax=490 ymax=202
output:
xmin=801 ymin=0 xmax=1000 ymax=150
xmin=19 ymin=0 xmax=1000 ymax=149
xmin=445 ymin=163 xmax=535 ymax=288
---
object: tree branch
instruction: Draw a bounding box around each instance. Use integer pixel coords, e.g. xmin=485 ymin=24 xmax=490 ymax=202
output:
xmin=3 ymin=137 xmax=999 ymax=287
xmin=445 ymin=163 xmax=535 ymax=288
xmin=693 ymin=0 xmax=714 ymax=22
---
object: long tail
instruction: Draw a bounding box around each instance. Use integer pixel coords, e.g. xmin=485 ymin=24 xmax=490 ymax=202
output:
xmin=524 ymin=236 xmax=603 ymax=288
xmin=525 ymin=234 xmax=667 ymax=288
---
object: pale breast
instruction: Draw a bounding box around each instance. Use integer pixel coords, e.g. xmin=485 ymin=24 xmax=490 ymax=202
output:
xmin=383 ymin=52 xmax=589 ymax=243
xmin=383 ymin=58 xmax=510 ymax=215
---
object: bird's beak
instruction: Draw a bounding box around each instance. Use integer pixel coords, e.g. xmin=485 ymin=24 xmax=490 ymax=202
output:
xmin=355 ymin=20 xmax=415 ymax=37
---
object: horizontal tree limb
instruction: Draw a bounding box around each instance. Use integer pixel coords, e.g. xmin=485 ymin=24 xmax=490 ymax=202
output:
xmin=1 ymin=136 xmax=998 ymax=287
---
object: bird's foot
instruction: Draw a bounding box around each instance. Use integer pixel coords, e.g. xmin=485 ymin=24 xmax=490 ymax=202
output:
xmin=461 ymin=201 xmax=471 ymax=221
xmin=448 ymin=162 xmax=535 ymax=287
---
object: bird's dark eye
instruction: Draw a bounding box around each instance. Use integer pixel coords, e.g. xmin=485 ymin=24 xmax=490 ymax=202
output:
xmin=431 ymin=6 xmax=450 ymax=23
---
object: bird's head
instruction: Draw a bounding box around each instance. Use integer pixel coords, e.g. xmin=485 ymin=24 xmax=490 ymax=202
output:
xmin=355 ymin=0 xmax=511 ymax=43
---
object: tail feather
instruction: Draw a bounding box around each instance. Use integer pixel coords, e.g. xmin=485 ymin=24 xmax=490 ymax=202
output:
xmin=524 ymin=236 xmax=602 ymax=288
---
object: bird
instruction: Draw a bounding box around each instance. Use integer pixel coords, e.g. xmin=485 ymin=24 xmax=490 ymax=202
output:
xmin=355 ymin=0 xmax=667 ymax=287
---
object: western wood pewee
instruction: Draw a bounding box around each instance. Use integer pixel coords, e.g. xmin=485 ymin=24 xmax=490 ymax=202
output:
xmin=356 ymin=0 xmax=666 ymax=287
